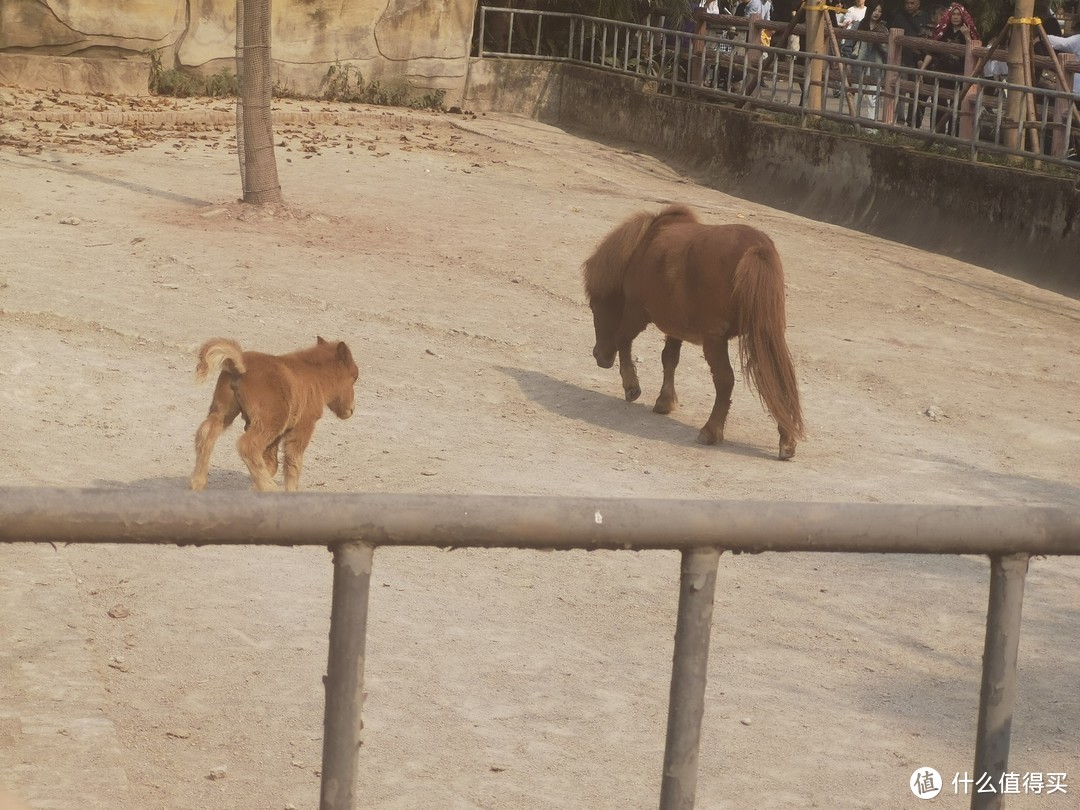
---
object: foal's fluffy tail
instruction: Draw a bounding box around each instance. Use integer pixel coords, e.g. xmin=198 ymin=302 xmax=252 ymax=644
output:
xmin=732 ymin=246 xmax=805 ymax=442
xmin=194 ymin=338 xmax=246 ymax=382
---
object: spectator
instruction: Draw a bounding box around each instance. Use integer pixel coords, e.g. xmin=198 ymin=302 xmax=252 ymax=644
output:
xmin=918 ymin=2 xmax=978 ymax=132
xmin=890 ymin=0 xmax=932 ymax=127
xmin=770 ymin=0 xmax=802 ymax=52
xmin=854 ymin=3 xmax=889 ymax=122
xmin=1045 ymin=33 xmax=1080 ymax=92
xmin=838 ymin=0 xmax=868 ymax=58
xmin=919 ymin=2 xmax=978 ymax=76
xmin=1034 ymin=1 xmax=1063 ymax=56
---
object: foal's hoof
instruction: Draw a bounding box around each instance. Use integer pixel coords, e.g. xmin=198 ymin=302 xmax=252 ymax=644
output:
xmin=778 ymin=443 xmax=797 ymax=460
xmin=189 ymin=476 xmax=206 ymax=492
xmin=625 ymin=385 xmax=641 ymax=402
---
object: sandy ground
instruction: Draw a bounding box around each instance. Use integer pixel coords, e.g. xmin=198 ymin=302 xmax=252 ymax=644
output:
xmin=1 ymin=86 xmax=1078 ymax=810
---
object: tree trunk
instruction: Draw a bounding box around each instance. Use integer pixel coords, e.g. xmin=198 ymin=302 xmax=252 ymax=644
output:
xmin=237 ymin=0 xmax=283 ymax=205
xmin=1003 ymin=0 xmax=1035 ymax=151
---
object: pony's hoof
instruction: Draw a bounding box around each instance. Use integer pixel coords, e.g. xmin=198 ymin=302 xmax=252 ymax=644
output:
xmin=778 ymin=444 xmax=797 ymax=460
xmin=696 ymin=428 xmax=720 ymax=445
xmin=625 ymin=386 xmax=641 ymax=402
xmin=189 ymin=477 xmax=206 ymax=491
xmin=653 ymin=396 xmax=678 ymax=415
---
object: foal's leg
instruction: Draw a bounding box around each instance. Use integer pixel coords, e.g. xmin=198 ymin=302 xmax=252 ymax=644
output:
xmin=698 ymin=338 xmax=735 ymax=445
xmin=281 ymin=422 xmax=317 ymax=492
xmin=617 ymin=341 xmax=641 ymax=402
xmin=236 ymin=424 xmax=281 ymax=492
xmin=653 ymin=336 xmax=682 ymax=414
xmin=190 ymin=374 xmax=240 ymax=491
xmin=263 ymin=438 xmax=281 ymax=480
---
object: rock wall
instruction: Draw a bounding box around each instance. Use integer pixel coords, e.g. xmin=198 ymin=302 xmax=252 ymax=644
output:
xmin=0 ymin=0 xmax=477 ymax=101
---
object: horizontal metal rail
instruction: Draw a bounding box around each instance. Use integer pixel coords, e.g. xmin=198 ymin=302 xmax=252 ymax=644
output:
xmin=3 ymin=487 xmax=1078 ymax=810
xmin=475 ymin=6 xmax=1080 ymax=172
xmin=2 ymin=488 xmax=1080 ymax=553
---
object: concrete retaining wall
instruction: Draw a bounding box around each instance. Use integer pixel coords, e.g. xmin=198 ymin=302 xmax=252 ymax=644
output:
xmin=465 ymin=60 xmax=1078 ymax=298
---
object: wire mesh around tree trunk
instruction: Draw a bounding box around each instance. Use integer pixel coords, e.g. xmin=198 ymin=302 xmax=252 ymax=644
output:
xmin=235 ymin=0 xmax=283 ymax=205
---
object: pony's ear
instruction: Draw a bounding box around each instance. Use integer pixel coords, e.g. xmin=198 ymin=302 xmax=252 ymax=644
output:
xmin=336 ymin=341 xmax=353 ymax=363
xmin=316 ymin=336 xmax=327 ymax=345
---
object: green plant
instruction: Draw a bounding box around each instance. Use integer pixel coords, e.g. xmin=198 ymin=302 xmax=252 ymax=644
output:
xmin=145 ymin=49 xmax=238 ymax=98
xmin=321 ymin=62 xmax=444 ymax=110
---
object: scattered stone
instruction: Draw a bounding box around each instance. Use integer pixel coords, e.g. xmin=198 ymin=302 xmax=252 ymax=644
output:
xmin=166 ymin=729 xmax=192 ymax=739
xmin=922 ymin=405 xmax=946 ymax=421
xmin=208 ymin=765 xmax=227 ymax=780
xmin=490 ymin=764 xmax=509 ymax=772
xmin=107 ymin=605 xmax=130 ymax=619
xmin=59 ymin=217 xmax=81 ymax=225
xmin=740 ymin=718 xmax=752 ymax=726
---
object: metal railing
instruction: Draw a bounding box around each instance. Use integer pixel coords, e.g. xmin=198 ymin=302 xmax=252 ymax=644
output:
xmin=3 ymin=488 xmax=1080 ymax=809
xmin=474 ymin=7 xmax=1080 ymax=171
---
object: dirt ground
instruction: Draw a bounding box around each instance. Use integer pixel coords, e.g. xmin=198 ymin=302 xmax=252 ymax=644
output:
xmin=1 ymin=85 xmax=1078 ymax=810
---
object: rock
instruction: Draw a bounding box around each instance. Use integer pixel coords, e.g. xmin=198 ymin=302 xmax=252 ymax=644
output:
xmin=59 ymin=217 xmax=81 ymax=225
xmin=208 ymin=765 xmax=227 ymax=780
xmin=922 ymin=405 xmax=946 ymax=421
xmin=107 ymin=605 xmax=130 ymax=618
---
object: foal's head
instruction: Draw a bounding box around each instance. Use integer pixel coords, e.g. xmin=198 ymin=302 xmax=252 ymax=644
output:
xmin=317 ymin=336 xmax=359 ymax=419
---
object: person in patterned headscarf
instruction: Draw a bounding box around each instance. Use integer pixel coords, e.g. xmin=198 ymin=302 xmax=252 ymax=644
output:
xmin=919 ymin=2 xmax=978 ymax=76
xmin=929 ymin=2 xmax=978 ymax=41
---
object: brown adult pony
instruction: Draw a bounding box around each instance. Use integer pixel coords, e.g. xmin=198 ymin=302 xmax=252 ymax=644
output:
xmin=582 ymin=205 xmax=804 ymax=459
xmin=189 ymin=336 xmax=359 ymax=492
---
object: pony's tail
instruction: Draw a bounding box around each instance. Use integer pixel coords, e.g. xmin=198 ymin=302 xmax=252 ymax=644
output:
xmin=194 ymin=338 xmax=246 ymax=383
xmin=733 ymin=247 xmax=805 ymax=442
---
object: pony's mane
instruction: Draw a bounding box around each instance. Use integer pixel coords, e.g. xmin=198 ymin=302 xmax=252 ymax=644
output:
xmin=582 ymin=205 xmax=699 ymax=300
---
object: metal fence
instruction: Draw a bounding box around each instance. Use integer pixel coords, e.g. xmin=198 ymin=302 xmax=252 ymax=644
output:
xmin=3 ymin=488 xmax=1080 ymax=809
xmin=474 ymin=7 xmax=1080 ymax=171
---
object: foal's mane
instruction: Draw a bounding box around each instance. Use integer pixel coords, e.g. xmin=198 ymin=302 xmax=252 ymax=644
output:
xmin=582 ymin=205 xmax=699 ymax=300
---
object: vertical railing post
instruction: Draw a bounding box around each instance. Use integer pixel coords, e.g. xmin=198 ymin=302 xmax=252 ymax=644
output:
xmin=660 ymin=547 xmax=721 ymax=810
xmin=971 ymin=553 xmax=1029 ymax=810
xmin=320 ymin=541 xmax=375 ymax=810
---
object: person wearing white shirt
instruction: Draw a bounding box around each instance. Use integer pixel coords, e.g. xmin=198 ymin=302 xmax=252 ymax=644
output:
xmin=1046 ymin=34 xmax=1080 ymax=93
xmin=838 ymin=0 xmax=867 ymax=58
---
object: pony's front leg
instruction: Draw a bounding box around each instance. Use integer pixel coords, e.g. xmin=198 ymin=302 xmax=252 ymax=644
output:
xmin=653 ymin=336 xmax=682 ymax=414
xmin=618 ymin=342 xmax=641 ymax=402
xmin=698 ymin=339 xmax=735 ymax=445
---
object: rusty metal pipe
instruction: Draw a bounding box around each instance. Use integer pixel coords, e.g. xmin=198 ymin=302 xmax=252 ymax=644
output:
xmin=660 ymin=548 xmax=721 ymax=810
xmin=1 ymin=488 xmax=1079 ymax=555
xmin=971 ymin=553 xmax=1029 ymax=810
xmin=320 ymin=541 xmax=374 ymax=810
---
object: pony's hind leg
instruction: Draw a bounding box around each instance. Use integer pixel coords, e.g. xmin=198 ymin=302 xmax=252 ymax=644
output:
xmin=653 ymin=337 xmax=682 ymax=414
xmin=189 ymin=374 xmax=241 ymax=491
xmin=698 ymin=339 xmax=735 ymax=445
xmin=237 ymin=426 xmax=281 ymax=492
xmin=281 ymin=422 xmax=316 ymax=492
xmin=263 ymin=438 xmax=281 ymax=480
xmin=618 ymin=342 xmax=641 ymax=402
